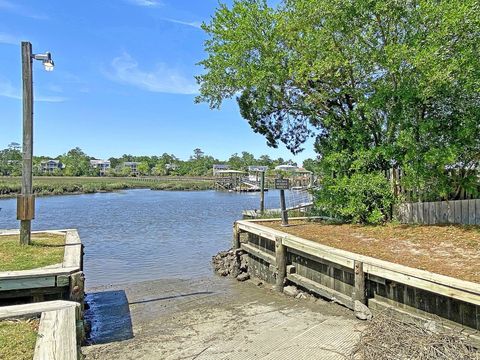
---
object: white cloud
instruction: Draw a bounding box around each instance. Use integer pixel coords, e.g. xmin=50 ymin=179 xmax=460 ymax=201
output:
xmin=0 ymin=32 xmax=19 ymax=45
xmin=0 ymin=78 xmax=67 ymax=103
xmin=162 ymin=18 xmax=202 ymax=29
xmin=107 ymin=53 xmax=198 ymax=95
xmin=126 ymin=0 xmax=163 ymax=7
xmin=0 ymin=0 xmax=48 ymax=19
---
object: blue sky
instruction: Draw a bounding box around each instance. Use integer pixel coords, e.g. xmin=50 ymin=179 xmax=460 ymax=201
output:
xmin=0 ymin=0 xmax=316 ymax=164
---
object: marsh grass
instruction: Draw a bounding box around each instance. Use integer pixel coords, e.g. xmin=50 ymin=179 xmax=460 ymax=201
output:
xmin=0 ymin=176 xmax=214 ymax=197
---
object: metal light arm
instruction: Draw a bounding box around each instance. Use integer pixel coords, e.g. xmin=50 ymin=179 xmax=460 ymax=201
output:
xmin=32 ymin=52 xmax=54 ymax=71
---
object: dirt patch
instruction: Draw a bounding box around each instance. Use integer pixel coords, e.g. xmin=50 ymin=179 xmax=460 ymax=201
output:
xmin=263 ymin=220 xmax=480 ymax=283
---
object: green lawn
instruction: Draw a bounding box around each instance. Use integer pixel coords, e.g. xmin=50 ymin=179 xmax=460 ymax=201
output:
xmin=0 ymin=233 xmax=65 ymax=271
xmin=0 ymin=319 xmax=38 ymax=360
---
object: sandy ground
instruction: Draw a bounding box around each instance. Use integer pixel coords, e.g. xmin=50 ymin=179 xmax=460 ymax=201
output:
xmin=82 ymin=276 xmax=362 ymax=360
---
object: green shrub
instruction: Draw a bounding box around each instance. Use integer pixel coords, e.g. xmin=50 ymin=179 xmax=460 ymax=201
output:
xmin=315 ymin=172 xmax=394 ymax=225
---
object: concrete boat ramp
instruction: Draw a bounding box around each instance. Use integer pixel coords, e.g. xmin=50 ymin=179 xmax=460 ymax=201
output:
xmin=82 ymin=277 xmax=362 ymax=359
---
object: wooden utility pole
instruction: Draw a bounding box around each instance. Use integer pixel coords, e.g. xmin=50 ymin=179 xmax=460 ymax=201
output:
xmin=18 ymin=41 xmax=35 ymax=245
xmin=260 ymin=171 xmax=265 ymax=213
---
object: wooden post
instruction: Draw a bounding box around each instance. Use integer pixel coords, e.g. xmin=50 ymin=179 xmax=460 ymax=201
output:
xmin=69 ymin=271 xmax=85 ymax=310
xmin=19 ymin=41 xmax=34 ymax=246
xmin=352 ymin=260 xmax=366 ymax=304
xmin=280 ymin=189 xmax=288 ymax=226
xmin=232 ymin=224 xmax=240 ymax=250
xmin=275 ymin=237 xmax=286 ymax=292
xmin=260 ymin=171 xmax=265 ymax=213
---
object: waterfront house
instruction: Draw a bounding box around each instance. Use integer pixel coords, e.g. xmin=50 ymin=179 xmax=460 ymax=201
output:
xmin=40 ymin=159 xmax=63 ymax=174
xmin=122 ymin=161 xmax=140 ymax=176
xmin=90 ymin=159 xmax=111 ymax=176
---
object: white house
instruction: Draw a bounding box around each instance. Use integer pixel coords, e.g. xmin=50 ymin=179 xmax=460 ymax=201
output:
xmin=90 ymin=159 xmax=111 ymax=176
xmin=40 ymin=159 xmax=63 ymax=174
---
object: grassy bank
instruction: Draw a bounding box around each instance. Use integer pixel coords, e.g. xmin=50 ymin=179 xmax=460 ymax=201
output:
xmin=0 ymin=176 xmax=214 ymax=197
xmin=0 ymin=232 xmax=65 ymax=271
xmin=0 ymin=319 xmax=39 ymax=360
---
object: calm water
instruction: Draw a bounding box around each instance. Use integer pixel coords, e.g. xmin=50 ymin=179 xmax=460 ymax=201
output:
xmin=0 ymin=189 xmax=282 ymax=287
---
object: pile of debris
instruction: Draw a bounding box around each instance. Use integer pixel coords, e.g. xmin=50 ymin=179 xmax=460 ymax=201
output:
xmin=212 ymin=249 xmax=250 ymax=282
xmin=352 ymin=309 xmax=479 ymax=360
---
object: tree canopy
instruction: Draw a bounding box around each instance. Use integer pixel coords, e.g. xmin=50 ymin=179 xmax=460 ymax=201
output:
xmin=197 ymin=0 xmax=480 ymax=222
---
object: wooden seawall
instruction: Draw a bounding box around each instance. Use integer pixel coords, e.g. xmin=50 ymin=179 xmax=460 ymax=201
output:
xmin=234 ymin=218 xmax=480 ymax=343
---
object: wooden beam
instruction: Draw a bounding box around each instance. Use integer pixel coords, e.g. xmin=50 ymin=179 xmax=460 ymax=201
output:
xmin=63 ymin=230 xmax=82 ymax=268
xmin=0 ymin=300 xmax=79 ymax=320
xmin=34 ymin=306 xmax=77 ymax=360
xmin=352 ymin=260 xmax=366 ymax=304
xmin=287 ymin=273 xmax=354 ymax=310
xmin=0 ymin=267 xmax=79 ymax=280
xmin=275 ymin=237 xmax=286 ymax=292
xmin=0 ymin=277 xmax=55 ymax=291
xmin=237 ymin=219 xmax=480 ymax=297
xmin=240 ymin=243 xmax=276 ymax=265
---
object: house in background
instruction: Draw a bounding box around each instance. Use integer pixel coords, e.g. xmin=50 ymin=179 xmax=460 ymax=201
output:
xmin=90 ymin=159 xmax=111 ymax=176
xmin=40 ymin=159 xmax=63 ymax=174
xmin=122 ymin=161 xmax=139 ymax=176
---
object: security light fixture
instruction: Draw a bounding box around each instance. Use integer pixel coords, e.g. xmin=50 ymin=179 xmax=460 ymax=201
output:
xmin=33 ymin=52 xmax=54 ymax=71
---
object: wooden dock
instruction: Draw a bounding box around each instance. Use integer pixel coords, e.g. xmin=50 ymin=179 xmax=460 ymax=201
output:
xmin=0 ymin=229 xmax=84 ymax=307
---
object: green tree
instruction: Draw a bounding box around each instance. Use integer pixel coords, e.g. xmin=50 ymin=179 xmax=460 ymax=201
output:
xmin=197 ymin=0 xmax=480 ymax=222
xmin=60 ymin=148 xmax=90 ymax=176
xmin=137 ymin=161 xmax=150 ymax=176
xmin=0 ymin=143 xmax=22 ymax=176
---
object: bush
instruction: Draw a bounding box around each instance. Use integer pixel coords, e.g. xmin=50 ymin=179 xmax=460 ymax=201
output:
xmin=315 ymin=172 xmax=394 ymax=225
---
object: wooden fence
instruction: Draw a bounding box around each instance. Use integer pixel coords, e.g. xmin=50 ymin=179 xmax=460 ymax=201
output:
xmin=395 ymin=199 xmax=480 ymax=225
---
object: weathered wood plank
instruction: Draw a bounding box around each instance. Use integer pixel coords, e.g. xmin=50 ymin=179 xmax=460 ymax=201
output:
xmin=275 ymin=237 xmax=286 ymax=292
xmin=352 ymin=261 xmax=366 ymax=304
xmin=418 ymin=203 xmax=424 ymax=224
xmin=468 ymin=199 xmax=476 ymax=225
xmin=407 ymin=203 xmax=413 ymax=223
xmin=0 ymin=300 xmax=79 ymax=320
xmin=423 ymin=203 xmax=430 ymax=224
xmin=364 ymin=264 xmax=480 ymax=306
xmin=476 ymin=199 xmax=480 ymax=226
xmin=0 ymin=267 xmax=78 ymax=280
xmin=34 ymin=306 xmax=77 ymax=360
xmin=63 ymin=230 xmax=82 ymax=268
xmin=446 ymin=201 xmax=454 ymax=224
xmin=0 ymin=277 xmax=55 ymax=291
xmin=283 ymin=237 xmax=353 ymax=268
xmin=412 ymin=203 xmax=419 ymax=224
xmin=287 ymin=273 xmax=354 ymax=309
xmin=238 ymin=219 xmax=480 ymax=297
xmin=241 ymin=243 xmax=276 ymax=265
xmin=454 ymin=200 xmax=462 ymax=224
xmin=440 ymin=201 xmax=449 ymax=224
xmin=461 ymin=200 xmax=469 ymax=224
